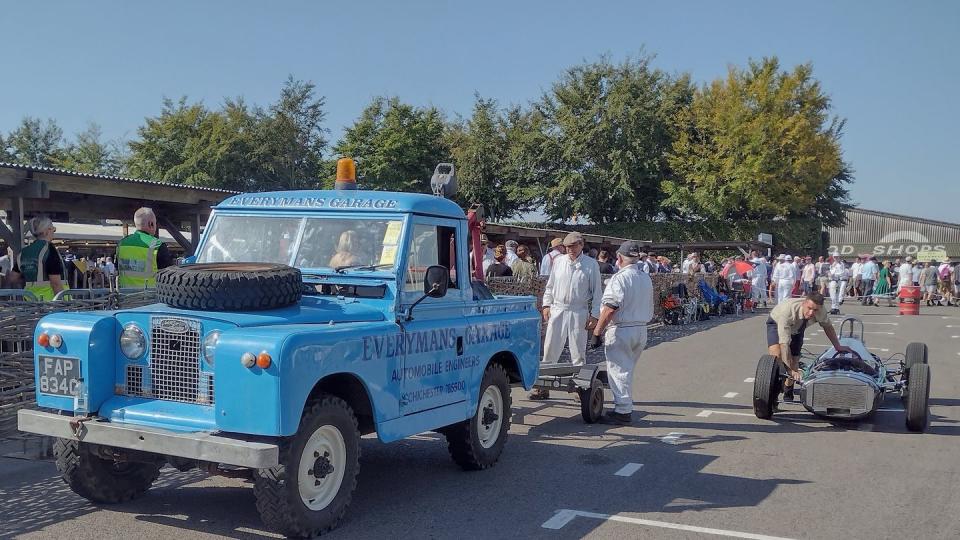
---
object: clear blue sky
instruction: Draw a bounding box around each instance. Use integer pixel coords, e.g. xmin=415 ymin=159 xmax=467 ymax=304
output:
xmin=3 ymin=0 xmax=958 ymax=222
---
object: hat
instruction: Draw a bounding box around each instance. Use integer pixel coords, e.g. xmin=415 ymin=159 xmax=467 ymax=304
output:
xmin=505 ymin=240 xmax=518 ymax=249
xmin=550 ymin=238 xmax=563 ymax=248
xmin=905 ymin=256 xmax=913 ymax=262
xmin=563 ymin=232 xmax=584 ymax=246
xmin=784 ymin=255 xmax=793 ymax=261
xmin=617 ymin=240 xmax=643 ymax=257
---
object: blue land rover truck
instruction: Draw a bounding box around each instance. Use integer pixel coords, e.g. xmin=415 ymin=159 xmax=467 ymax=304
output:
xmin=17 ymin=167 xmax=541 ymax=537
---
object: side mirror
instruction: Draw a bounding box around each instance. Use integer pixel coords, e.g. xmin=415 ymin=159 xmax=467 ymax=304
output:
xmin=405 ymin=265 xmax=449 ymax=321
xmin=424 ymin=265 xmax=449 ymax=298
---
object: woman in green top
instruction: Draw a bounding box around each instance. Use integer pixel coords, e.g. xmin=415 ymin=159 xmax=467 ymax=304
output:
xmin=872 ymin=261 xmax=893 ymax=306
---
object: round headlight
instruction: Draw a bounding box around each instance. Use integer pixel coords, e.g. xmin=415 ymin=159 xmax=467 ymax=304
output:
xmin=203 ymin=330 xmax=221 ymax=366
xmin=120 ymin=324 xmax=146 ymax=359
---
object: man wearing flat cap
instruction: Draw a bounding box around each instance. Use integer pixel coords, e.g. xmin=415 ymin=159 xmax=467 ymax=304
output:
xmin=588 ymin=240 xmax=654 ymax=423
xmin=539 ymin=237 xmax=566 ymax=276
xmin=532 ymin=231 xmax=602 ymax=400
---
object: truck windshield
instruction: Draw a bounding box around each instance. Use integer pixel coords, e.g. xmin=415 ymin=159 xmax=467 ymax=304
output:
xmin=196 ymin=215 xmax=404 ymax=271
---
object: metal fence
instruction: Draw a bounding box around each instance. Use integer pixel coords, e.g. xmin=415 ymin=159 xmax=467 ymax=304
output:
xmin=0 ymin=290 xmax=158 ymax=440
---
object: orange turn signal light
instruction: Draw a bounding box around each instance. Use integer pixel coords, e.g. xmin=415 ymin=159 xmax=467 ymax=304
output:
xmin=37 ymin=332 xmax=50 ymax=347
xmin=256 ymin=351 xmax=272 ymax=369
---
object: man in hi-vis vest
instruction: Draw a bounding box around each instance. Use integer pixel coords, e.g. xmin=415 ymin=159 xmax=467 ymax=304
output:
xmin=8 ymin=216 xmax=67 ymax=301
xmin=117 ymin=207 xmax=174 ymax=288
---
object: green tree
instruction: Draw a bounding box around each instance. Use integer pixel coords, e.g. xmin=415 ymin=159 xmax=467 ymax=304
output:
xmin=445 ymin=98 xmax=545 ymax=220
xmin=334 ymin=97 xmax=447 ymax=193
xmin=535 ymin=55 xmax=691 ymax=223
xmin=5 ymin=116 xmax=65 ymax=166
xmin=251 ymin=77 xmax=329 ymax=190
xmin=663 ymin=57 xmax=852 ymax=225
xmin=126 ymin=78 xmax=329 ymax=191
xmin=56 ymin=122 xmax=123 ymax=175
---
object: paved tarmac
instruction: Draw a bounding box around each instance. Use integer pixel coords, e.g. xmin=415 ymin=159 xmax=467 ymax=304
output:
xmin=2 ymin=303 xmax=958 ymax=539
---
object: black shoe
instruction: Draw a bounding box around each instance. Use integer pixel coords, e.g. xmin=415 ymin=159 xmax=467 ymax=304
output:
xmin=599 ymin=411 xmax=633 ymax=425
xmin=782 ymin=387 xmax=795 ymax=402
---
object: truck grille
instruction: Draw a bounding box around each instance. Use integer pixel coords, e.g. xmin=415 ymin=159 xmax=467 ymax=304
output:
xmin=149 ymin=317 xmax=210 ymax=404
xmin=126 ymin=365 xmax=145 ymax=397
xmin=811 ymin=383 xmax=870 ymax=411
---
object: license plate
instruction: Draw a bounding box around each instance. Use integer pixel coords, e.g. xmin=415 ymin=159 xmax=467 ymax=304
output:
xmin=38 ymin=355 xmax=81 ymax=396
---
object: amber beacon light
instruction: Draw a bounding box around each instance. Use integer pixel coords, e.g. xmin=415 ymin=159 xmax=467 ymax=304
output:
xmin=335 ymin=157 xmax=357 ymax=190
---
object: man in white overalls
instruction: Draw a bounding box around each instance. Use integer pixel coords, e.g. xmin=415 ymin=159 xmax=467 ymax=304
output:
xmin=531 ymin=232 xmax=602 ymax=400
xmin=589 ymin=240 xmax=653 ymax=424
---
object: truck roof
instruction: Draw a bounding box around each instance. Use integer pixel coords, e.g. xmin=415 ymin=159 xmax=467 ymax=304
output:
xmin=216 ymin=190 xmax=465 ymax=219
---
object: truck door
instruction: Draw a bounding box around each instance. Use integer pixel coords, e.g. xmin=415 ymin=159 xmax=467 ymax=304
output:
xmin=398 ymin=218 xmax=471 ymax=415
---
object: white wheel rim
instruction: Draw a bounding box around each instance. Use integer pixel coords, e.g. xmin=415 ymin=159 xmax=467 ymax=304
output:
xmin=298 ymin=425 xmax=347 ymax=511
xmin=477 ymin=385 xmax=504 ymax=449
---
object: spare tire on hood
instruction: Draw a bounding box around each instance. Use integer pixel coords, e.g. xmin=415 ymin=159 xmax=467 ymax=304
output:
xmin=156 ymin=263 xmax=302 ymax=311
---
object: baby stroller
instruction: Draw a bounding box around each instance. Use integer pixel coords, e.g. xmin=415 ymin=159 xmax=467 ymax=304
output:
xmin=661 ymin=292 xmax=683 ymax=325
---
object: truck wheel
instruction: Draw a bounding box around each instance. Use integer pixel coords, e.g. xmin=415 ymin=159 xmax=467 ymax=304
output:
xmin=579 ymin=378 xmax=604 ymax=423
xmin=905 ymin=363 xmax=930 ymax=433
xmin=903 ymin=342 xmax=928 ymax=380
xmin=443 ymin=363 xmax=510 ymax=470
xmin=753 ymin=355 xmax=781 ymax=419
xmin=156 ymin=263 xmax=302 ymax=311
xmin=254 ymin=395 xmax=360 ymax=538
xmin=53 ymin=438 xmax=161 ymax=503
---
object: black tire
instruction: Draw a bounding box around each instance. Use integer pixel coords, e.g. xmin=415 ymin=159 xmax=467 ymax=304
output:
xmin=753 ymin=355 xmax=781 ymax=419
xmin=156 ymin=263 xmax=302 ymax=311
xmin=443 ymin=363 xmax=511 ymax=470
xmin=254 ymin=395 xmax=360 ymax=538
xmin=905 ymin=363 xmax=930 ymax=433
xmin=53 ymin=438 xmax=161 ymax=503
xmin=903 ymin=342 xmax=928 ymax=380
xmin=579 ymin=378 xmax=604 ymax=423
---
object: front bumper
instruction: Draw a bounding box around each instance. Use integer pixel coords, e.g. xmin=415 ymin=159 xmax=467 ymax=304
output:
xmin=18 ymin=409 xmax=278 ymax=468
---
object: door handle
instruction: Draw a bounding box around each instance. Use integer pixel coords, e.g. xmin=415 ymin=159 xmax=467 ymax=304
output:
xmin=457 ymin=336 xmax=464 ymax=356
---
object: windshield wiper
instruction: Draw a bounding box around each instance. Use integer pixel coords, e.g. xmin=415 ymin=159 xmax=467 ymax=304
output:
xmin=334 ymin=263 xmax=395 ymax=274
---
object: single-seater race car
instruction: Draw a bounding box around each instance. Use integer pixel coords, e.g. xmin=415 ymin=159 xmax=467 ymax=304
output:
xmin=753 ymin=317 xmax=931 ymax=432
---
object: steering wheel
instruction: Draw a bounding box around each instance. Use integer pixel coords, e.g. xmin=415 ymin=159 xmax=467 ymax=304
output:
xmin=832 ymin=349 xmax=861 ymax=360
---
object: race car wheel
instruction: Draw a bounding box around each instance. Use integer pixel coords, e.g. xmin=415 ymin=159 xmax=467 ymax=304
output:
xmin=579 ymin=378 xmax=604 ymax=423
xmin=905 ymin=363 xmax=930 ymax=433
xmin=442 ymin=363 xmax=511 ymax=470
xmin=254 ymin=395 xmax=360 ymax=538
xmin=903 ymin=342 xmax=928 ymax=380
xmin=53 ymin=439 xmax=161 ymax=503
xmin=753 ymin=355 xmax=781 ymax=419
xmin=156 ymin=263 xmax=302 ymax=311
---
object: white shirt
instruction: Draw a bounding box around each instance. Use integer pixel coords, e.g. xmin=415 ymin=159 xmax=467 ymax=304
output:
xmin=681 ymin=258 xmax=693 ymax=274
xmin=505 ymin=249 xmax=518 ymax=266
xmin=539 ymin=248 xmax=563 ymax=276
xmin=898 ymin=263 xmax=913 ymax=286
xmin=751 ymin=258 xmax=768 ymax=282
xmin=830 ymin=262 xmax=847 ymax=280
xmin=911 ymin=266 xmax=922 ymax=283
xmin=772 ymin=262 xmax=796 ymax=281
xmin=542 ymin=254 xmax=603 ymax=317
xmin=601 ymin=263 xmax=653 ymax=326
xmin=850 ymin=262 xmax=862 ymax=278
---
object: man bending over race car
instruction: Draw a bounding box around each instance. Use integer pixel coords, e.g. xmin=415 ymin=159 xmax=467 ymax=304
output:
xmin=766 ymin=292 xmax=853 ymax=401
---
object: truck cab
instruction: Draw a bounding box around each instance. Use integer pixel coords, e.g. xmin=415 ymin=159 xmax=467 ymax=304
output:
xmin=18 ymin=174 xmax=541 ymax=538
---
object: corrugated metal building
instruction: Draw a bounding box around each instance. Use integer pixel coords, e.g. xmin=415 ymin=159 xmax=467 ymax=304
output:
xmin=825 ymin=208 xmax=960 ymax=260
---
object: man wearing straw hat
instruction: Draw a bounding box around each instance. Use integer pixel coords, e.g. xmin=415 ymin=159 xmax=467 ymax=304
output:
xmin=539 ymin=237 xmax=566 ymax=276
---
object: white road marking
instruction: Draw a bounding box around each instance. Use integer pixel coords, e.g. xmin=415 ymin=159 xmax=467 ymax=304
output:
xmin=951 ymin=336 xmax=959 ymax=339
xmin=541 ymin=509 xmax=796 ymax=539
xmin=697 ymin=409 xmax=756 ymax=418
xmin=724 ymin=392 xmax=739 ymax=398
xmin=865 ymin=331 xmax=896 ymax=335
xmin=744 ymin=377 xmax=755 ymax=383
xmin=614 ymin=463 xmax=644 ymax=477
xmin=831 ymin=320 xmax=898 ymax=325
xmin=877 ymin=408 xmax=905 ymax=412
xmin=660 ymin=432 xmax=686 ymax=444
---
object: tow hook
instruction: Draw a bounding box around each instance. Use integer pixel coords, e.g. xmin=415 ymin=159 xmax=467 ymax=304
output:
xmin=482 ymin=405 xmax=499 ymax=426
xmin=69 ymin=416 xmax=92 ymax=439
